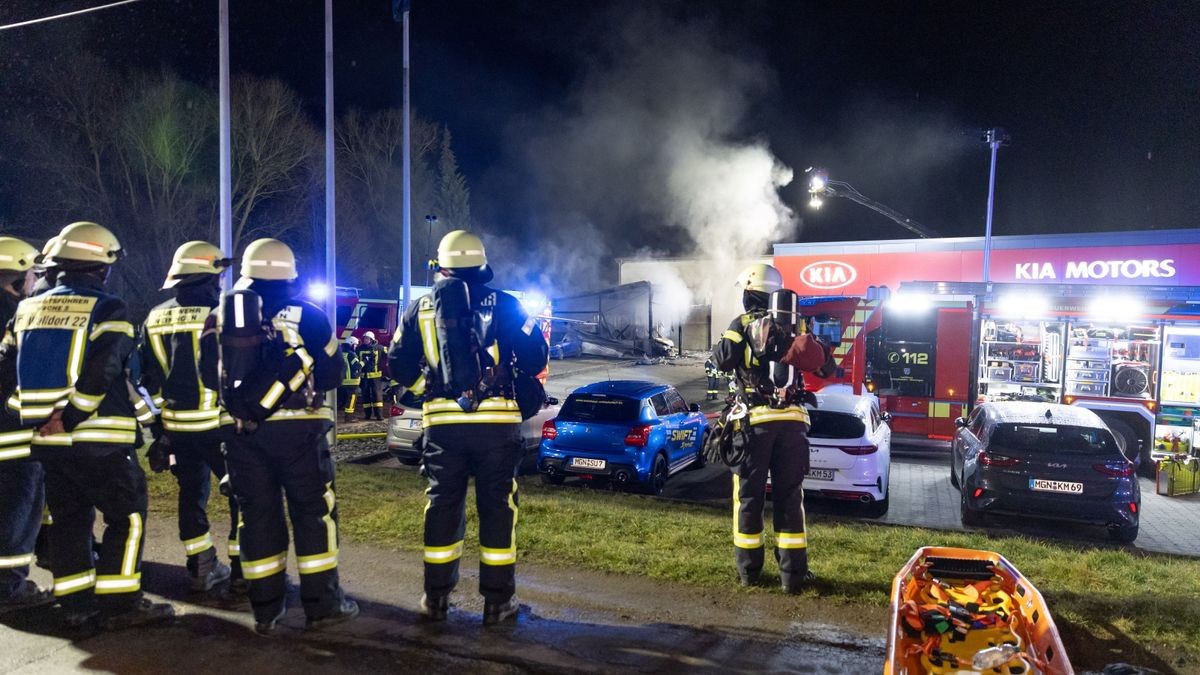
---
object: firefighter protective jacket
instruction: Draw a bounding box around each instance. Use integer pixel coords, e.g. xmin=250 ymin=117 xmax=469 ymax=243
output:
xmin=388 ymin=282 xmax=548 ymax=427
xmin=340 ymin=343 xmax=362 ymax=386
xmin=139 ymin=284 xmax=227 ymax=434
xmin=713 ymin=310 xmax=810 ymax=427
xmin=0 ymin=272 xmax=139 ymax=456
xmin=357 ymin=342 xmax=385 ymax=379
xmin=202 ymin=281 xmax=341 ymax=424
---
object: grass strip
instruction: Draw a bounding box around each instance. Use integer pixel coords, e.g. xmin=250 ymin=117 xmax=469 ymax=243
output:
xmin=146 ymin=463 xmax=1200 ymax=671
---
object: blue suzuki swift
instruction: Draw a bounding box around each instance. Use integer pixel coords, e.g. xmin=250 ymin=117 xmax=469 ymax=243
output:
xmin=538 ymin=381 xmax=708 ymax=495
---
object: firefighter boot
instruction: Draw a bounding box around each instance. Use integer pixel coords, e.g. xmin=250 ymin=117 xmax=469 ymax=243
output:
xmin=781 ymin=570 xmax=817 ymax=594
xmin=307 ymin=597 xmax=359 ymax=630
xmin=188 ymin=547 xmax=232 ymax=593
xmin=482 ymin=595 xmax=520 ymax=626
xmin=419 ymin=593 xmax=449 ymax=621
xmin=101 ymin=598 xmax=177 ymax=630
xmin=0 ymin=580 xmax=53 ymax=611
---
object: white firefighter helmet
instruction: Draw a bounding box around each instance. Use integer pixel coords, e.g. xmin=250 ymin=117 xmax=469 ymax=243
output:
xmin=363 ymin=331 xmax=376 ymax=342
xmin=437 ymin=230 xmax=487 ymax=270
xmin=0 ymin=237 xmax=39 ymax=273
xmin=163 ymin=240 xmax=228 ymax=289
xmin=239 ymin=238 xmax=297 ymax=281
xmin=47 ymin=222 xmax=122 ymax=266
xmin=36 ymin=236 xmax=59 ymax=268
xmin=346 ymin=335 xmax=360 ymax=347
xmin=735 ymin=263 xmax=782 ymax=293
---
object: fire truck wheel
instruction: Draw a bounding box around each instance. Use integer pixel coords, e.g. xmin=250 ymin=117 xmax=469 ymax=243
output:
xmin=1104 ymin=418 xmax=1150 ymax=478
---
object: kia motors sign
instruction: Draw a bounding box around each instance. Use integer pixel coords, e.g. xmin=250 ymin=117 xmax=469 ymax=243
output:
xmin=799 ymin=260 xmax=857 ymax=289
xmin=777 ymin=241 xmax=1200 ymax=296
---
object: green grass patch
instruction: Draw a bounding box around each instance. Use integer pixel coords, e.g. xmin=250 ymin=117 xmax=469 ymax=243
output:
xmin=145 ymin=463 xmax=1200 ymax=670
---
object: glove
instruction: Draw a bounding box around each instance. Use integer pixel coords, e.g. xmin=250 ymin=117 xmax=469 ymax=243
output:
xmin=147 ymin=436 xmax=173 ymax=473
xmin=762 ymin=320 xmax=794 ymax=362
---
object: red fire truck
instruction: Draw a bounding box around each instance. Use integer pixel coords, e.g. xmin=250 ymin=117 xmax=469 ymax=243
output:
xmin=777 ymin=229 xmax=1200 ymax=470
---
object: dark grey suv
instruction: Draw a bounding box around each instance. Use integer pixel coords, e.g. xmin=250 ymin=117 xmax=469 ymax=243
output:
xmin=952 ymin=402 xmax=1140 ymax=543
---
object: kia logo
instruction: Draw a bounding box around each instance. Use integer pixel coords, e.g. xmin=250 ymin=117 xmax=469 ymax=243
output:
xmin=800 ymin=261 xmax=857 ymax=289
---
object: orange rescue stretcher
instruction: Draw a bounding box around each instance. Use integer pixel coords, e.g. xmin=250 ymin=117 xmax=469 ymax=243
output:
xmin=884 ymin=547 xmax=1073 ymax=675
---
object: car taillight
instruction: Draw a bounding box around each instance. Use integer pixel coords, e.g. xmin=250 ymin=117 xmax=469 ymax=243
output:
xmin=542 ymin=420 xmax=557 ymax=440
xmin=837 ymin=445 xmax=878 ymax=456
xmin=1093 ymin=461 xmax=1135 ymax=477
xmin=1129 ymin=502 xmax=1138 ymax=514
xmin=390 ymin=405 xmax=403 ymax=417
xmin=624 ymin=424 xmax=652 ymax=447
xmin=979 ymin=452 xmax=1019 ymax=467
xmin=973 ymin=487 xmax=984 ymax=498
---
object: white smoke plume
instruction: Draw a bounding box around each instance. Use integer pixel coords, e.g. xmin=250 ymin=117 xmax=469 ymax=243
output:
xmin=490 ymin=4 xmax=797 ymax=311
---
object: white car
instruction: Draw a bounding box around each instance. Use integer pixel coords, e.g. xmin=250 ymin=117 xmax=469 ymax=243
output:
xmin=768 ymin=385 xmax=892 ymax=516
xmin=387 ymin=396 xmax=562 ymax=469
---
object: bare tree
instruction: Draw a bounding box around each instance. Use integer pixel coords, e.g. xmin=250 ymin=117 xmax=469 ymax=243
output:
xmin=231 ymin=76 xmax=321 ymax=250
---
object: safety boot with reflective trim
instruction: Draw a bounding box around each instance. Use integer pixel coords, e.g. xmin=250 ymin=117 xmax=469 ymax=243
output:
xmin=0 ymin=580 xmax=53 ymax=611
xmin=306 ymin=598 xmax=359 ymax=630
xmin=482 ymin=595 xmax=520 ymax=626
xmin=63 ymin=607 xmax=101 ymax=629
xmin=100 ymin=598 xmax=176 ymax=630
xmin=419 ymin=593 xmax=448 ymax=621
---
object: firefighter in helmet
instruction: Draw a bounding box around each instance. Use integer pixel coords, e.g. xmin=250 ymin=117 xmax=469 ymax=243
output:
xmin=0 ymin=236 xmax=52 ymax=609
xmin=339 ymin=335 xmax=362 ymax=423
xmin=704 ymin=356 xmax=721 ymax=401
xmin=356 ymin=331 xmax=386 ymax=420
xmin=205 ymin=238 xmax=356 ymax=634
xmin=0 ymin=223 xmax=175 ymax=628
xmin=388 ymin=230 xmax=548 ymax=624
xmin=139 ymin=241 xmax=242 ymax=593
xmin=712 ymin=263 xmax=822 ymax=592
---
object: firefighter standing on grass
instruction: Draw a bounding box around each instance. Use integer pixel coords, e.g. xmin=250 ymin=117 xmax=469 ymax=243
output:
xmin=205 ymin=238 xmax=356 ymax=634
xmin=339 ymin=336 xmax=362 ymax=422
xmin=357 ymin=331 xmax=386 ymax=420
xmin=0 ymin=222 xmax=174 ymax=628
xmin=0 ymin=237 xmax=52 ymax=609
xmin=138 ymin=241 xmax=242 ymax=593
xmin=388 ymin=230 xmax=548 ymax=625
xmin=712 ymin=263 xmax=829 ymax=593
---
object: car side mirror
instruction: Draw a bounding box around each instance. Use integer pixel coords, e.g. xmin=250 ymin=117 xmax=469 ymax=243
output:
xmin=880 ymin=412 xmax=892 ymax=424
xmin=689 ymin=403 xmax=701 ymax=413
xmin=545 ymin=396 xmax=560 ymax=407
xmin=954 ymin=416 xmax=969 ymax=428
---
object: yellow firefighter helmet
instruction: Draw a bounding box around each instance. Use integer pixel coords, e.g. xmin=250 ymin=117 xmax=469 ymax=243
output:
xmin=239 ymin=238 xmax=297 ymax=281
xmin=735 ymin=263 xmax=782 ymax=293
xmin=437 ymin=230 xmax=487 ymax=270
xmin=47 ymin=222 xmax=122 ymax=266
xmin=163 ymin=241 xmax=228 ymax=289
xmin=0 ymin=237 xmax=39 ymax=273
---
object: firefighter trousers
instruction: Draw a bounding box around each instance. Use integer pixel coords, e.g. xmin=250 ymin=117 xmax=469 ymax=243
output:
xmin=731 ymin=421 xmax=810 ymax=589
xmin=706 ymin=376 xmax=720 ymax=400
xmin=337 ymin=385 xmax=359 ymax=417
xmin=360 ymin=378 xmax=383 ymax=418
xmin=0 ymin=459 xmax=44 ymax=599
xmin=169 ymin=430 xmax=241 ymax=579
xmin=422 ymin=423 xmax=522 ymax=603
xmin=226 ymin=419 xmax=343 ymax=622
xmin=41 ymin=447 xmax=148 ymax=611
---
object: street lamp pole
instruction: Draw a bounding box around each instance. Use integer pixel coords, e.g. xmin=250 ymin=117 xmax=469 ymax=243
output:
xmin=218 ymin=0 xmax=232 ymax=286
xmin=400 ymin=4 xmax=412 ymax=309
xmin=424 ymin=214 xmax=437 ymax=286
xmin=981 ymin=128 xmax=1005 ymax=283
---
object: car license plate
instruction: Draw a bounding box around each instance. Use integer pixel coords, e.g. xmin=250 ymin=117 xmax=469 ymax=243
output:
xmin=407 ymin=419 xmax=423 ymax=430
xmin=570 ymin=457 xmax=606 ymax=470
xmin=1029 ymin=478 xmax=1083 ymax=494
xmin=806 ymin=469 xmax=834 ymax=481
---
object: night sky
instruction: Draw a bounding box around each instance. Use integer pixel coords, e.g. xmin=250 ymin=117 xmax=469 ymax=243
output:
xmin=3 ymin=1 xmax=1199 ymax=260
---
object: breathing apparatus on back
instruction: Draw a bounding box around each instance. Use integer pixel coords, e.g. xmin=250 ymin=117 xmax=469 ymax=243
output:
xmin=431 ymin=230 xmax=503 ymax=412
